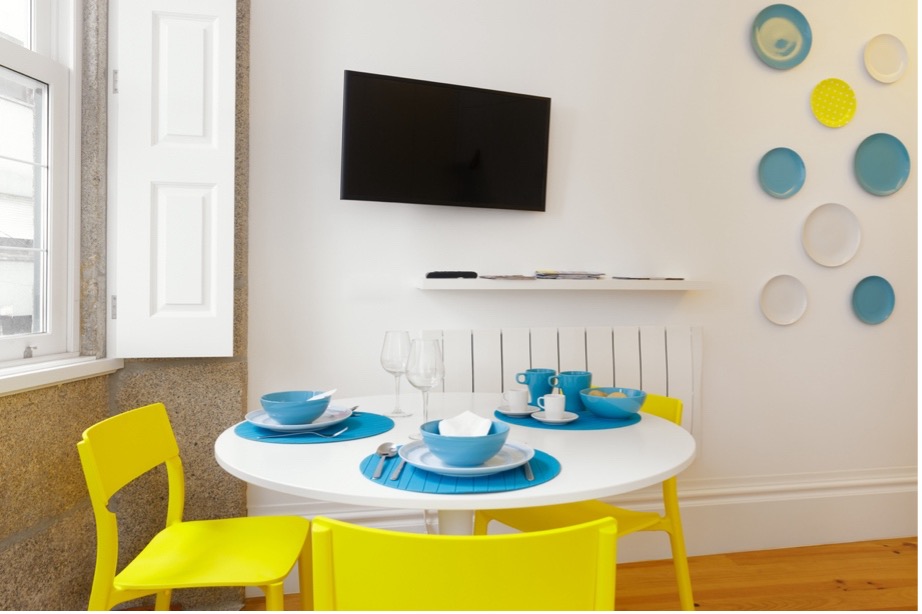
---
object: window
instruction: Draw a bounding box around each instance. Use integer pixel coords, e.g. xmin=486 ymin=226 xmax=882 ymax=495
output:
xmin=0 ymin=1 xmax=74 ymax=364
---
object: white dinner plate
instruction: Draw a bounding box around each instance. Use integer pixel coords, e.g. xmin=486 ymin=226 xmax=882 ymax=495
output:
xmin=760 ymin=274 xmax=808 ymax=325
xmin=802 ymin=203 xmax=861 ymax=267
xmin=245 ymin=405 xmax=353 ymax=432
xmin=398 ymin=440 xmax=535 ymax=477
xmin=496 ymin=406 xmax=538 ymax=417
xmin=531 ymin=411 xmax=579 ymax=425
xmin=864 ymin=34 xmax=908 ymax=83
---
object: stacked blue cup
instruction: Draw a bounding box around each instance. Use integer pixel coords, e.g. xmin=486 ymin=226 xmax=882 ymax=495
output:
xmin=549 ymin=371 xmax=592 ymax=411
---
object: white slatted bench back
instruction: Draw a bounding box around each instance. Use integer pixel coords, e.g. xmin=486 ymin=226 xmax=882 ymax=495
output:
xmin=421 ymin=326 xmax=702 ymax=433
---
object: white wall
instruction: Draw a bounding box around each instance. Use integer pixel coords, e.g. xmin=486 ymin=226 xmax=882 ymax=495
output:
xmin=247 ymin=0 xmax=917 ymax=554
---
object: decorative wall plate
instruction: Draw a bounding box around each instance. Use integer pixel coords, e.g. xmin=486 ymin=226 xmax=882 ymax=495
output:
xmin=751 ymin=4 xmax=812 ymax=69
xmin=758 ymin=147 xmax=806 ymax=198
xmin=852 ymin=276 xmax=895 ymax=324
xmin=760 ymin=274 xmax=807 ymax=325
xmin=854 ymin=133 xmax=911 ymax=196
xmin=864 ymin=34 xmax=908 ymax=83
xmin=802 ymin=203 xmax=861 ymax=267
xmin=810 ymin=78 xmax=856 ymax=128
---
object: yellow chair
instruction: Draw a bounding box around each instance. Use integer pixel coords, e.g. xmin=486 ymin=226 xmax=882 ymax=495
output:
xmin=311 ymin=516 xmax=617 ymax=610
xmin=77 ymin=402 xmax=311 ymax=611
xmin=474 ymin=393 xmax=694 ymax=610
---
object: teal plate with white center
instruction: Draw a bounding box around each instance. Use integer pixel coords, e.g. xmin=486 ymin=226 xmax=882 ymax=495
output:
xmin=752 ymin=4 xmax=812 ymax=69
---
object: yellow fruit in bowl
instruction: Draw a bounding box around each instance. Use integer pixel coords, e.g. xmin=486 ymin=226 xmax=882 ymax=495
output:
xmin=607 ymin=391 xmax=627 ymax=398
xmin=588 ymin=389 xmax=606 ymax=397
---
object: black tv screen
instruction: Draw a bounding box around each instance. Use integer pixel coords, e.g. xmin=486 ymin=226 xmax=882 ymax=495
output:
xmin=340 ymin=71 xmax=551 ymax=212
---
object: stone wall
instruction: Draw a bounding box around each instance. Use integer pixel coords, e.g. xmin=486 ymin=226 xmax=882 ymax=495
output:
xmin=0 ymin=1 xmax=250 ymax=609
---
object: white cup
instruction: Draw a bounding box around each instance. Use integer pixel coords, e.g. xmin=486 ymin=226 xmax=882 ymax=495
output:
xmin=537 ymin=394 xmax=566 ymax=419
xmin=503 ymin=389 xmax=529 ymax=412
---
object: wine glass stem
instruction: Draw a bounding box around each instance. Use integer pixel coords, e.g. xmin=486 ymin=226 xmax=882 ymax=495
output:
xmin=393 ymin=374 xmax=402 ymax=411
xmin=421 ymin=390 xmax=430 ymax=424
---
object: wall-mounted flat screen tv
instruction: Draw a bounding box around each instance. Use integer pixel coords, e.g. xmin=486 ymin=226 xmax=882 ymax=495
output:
xmin=340 ymin=70 xmax=551 ymax=212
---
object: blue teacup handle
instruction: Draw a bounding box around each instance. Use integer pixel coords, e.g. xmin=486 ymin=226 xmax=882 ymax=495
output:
xmin=515 ymin=373 xmax=526 ymax=384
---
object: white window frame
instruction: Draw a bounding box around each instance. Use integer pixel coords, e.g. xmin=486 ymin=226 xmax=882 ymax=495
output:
xmin=0 ymin=1 xmax=122 ymax=394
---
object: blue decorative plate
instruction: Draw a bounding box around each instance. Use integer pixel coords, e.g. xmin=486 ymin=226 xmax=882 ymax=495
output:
xmin=759 ymin=147 xmax=806 ymax=198
xmin=852 ymin=276 xmax=895 ymax=325
xmin=752 ymin=4 xmax=812 ymax=69
xmin=854 ymin=133 xmax=911 ymax=196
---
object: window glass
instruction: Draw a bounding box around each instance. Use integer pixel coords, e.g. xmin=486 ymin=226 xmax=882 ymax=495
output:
xmin=0 ymin=66 xmax=47 ymax=337
xmin=0 ymin=1 xmax=32 ymax=48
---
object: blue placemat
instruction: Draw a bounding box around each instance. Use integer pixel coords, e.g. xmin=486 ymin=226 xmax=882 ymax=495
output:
xmin=360 ymin=448 xmax=560 ymax=493
xmin=493 ymin=410 xmax=641 ymax=430
xmin=234 ymin=412 xmax=394 ymax=444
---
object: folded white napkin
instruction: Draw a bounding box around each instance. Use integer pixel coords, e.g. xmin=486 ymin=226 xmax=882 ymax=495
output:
xmin=438 ymin=411 xmax=492 ymax=436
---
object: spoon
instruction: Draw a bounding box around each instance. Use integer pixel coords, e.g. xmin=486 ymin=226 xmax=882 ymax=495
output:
xmin=371 ymin=442 xmax=398 ymax=479
xmin=307 ymin=388 xmax=337 ymax=402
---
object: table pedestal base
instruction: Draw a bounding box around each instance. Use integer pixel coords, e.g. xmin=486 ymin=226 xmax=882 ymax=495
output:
xmin=434 ymin=509 xmax=473 ymax=535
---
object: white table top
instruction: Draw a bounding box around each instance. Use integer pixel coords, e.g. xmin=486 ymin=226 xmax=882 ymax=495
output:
xmin=215 ymin=393 xmax=696 ymax=512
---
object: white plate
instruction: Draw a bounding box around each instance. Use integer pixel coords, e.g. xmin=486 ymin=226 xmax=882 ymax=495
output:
xmin=802 ymin=203 xmax=861 ymax=267
xmin=864 ymin=34 xmax=908 ymax=83
xmin=245 ymin=406 xmax=353 ymax=432
xmin=496 ymin=406 xmax=538 ymax=417
xmin=760 ymin=275 xmax=808 ymax=326
xmin=531 ymin=411 xmax=579 ymax=425
xmin=398 ymin=440 xmax=535 ymax=477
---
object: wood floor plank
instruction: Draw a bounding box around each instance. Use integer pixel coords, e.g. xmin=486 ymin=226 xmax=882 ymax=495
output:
xmin=242 ymin=537 xmax=917 ymax=611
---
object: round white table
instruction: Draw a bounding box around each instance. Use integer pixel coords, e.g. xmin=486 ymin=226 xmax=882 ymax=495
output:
xmin=214 ymin=393 xmax=696 ymax=534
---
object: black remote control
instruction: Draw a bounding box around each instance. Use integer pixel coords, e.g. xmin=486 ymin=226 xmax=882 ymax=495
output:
xmin=426 ymin=271 xmax=478 ymax=279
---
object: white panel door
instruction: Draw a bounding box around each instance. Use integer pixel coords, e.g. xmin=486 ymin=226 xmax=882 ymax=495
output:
xmin=108 ymin=0 xmax=236 ymax=357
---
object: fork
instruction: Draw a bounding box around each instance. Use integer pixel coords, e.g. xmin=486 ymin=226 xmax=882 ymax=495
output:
xmin=256 ymin=426 xmax=349 ymax=440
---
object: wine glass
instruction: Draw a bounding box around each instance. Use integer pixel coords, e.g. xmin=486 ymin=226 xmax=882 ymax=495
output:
xmin=405 ymin=338 xmax=445 ymax=439
xmin=380 ymin=331 xmax=412 ymax=417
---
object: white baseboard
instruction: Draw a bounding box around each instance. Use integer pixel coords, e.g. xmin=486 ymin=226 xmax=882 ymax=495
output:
xmin=244 ymin=466 xmax=917 ymax=597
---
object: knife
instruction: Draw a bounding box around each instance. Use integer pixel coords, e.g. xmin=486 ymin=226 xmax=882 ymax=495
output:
xmin=389 ymin=458 xmax=407 ymax=481
xmin=523 ymin=461 xmax=534 ymax=481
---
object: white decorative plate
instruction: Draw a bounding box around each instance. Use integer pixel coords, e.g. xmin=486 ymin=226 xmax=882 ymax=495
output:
xmin=398 ymin=440 xmax=535 ymax=477
xmin=864 ymin=34 xmax=908 ymax=83
xmin=760 ymin=275 xmax=808 ymax=325
xmin=802 ymin=203 xmax=861 ymax=267
xmin=245 ymin=406 xmax=353 ymax=432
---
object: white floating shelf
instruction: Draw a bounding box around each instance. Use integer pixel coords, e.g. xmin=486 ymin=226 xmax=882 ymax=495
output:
xmin=416 ymin=278 xmax=710 ymax=291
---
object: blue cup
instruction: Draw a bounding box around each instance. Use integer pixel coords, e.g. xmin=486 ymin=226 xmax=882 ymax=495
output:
xmin=515 ymin=368 xmax=556 ymax=406
xmin=549 ymin=370 xmax=592 ymax=411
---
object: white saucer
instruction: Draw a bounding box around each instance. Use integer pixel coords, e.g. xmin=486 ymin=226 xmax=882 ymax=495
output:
xmin=496 ymin=406 xmax=538 ymax=417
xmin=531 ymin=411 xmax=579 ymax=425
xmin=245 ymin=405 xmax=353 ymax=432
xmin=398 ymin=440 xmax=534 ymax=477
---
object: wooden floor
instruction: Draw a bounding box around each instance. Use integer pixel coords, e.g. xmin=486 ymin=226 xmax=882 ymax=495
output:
xmin=242 ymin=537 xmax=917 ymax=611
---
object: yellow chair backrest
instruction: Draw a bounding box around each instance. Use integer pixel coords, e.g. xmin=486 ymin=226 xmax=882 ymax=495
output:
xmin=77 ymin=403 xmax=185 ymax=604
xmin=642 ymin=393 xmax=683 ymax=425
xmin=311 ymin=516 xmax=617 ymax=611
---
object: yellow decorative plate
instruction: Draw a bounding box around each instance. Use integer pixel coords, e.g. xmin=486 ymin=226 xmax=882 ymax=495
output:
xmin=810 ymin=78 xmax=856 ymax=128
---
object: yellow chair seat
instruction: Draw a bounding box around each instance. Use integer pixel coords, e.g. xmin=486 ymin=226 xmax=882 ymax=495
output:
xmin=474 ymin=393 xmax=694 ymax=610
xmin=116 ymin=516 xmax=308 ymax=590
xmin=78 ymin=402 xmax=311 ymax=611
xmin=311 ymin=515 xmax=618 ymax=610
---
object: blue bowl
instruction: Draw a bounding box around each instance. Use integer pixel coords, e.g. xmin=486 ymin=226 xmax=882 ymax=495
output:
xmin=580 ymin=387 xmax=646 ymax=420
xmin=259 ymin=390 xmax=331 ymax=425
xmin=420 ymin=420 xmax=510 ymax=467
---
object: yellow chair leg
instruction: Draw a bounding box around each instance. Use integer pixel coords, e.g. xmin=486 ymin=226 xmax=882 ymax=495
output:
xmin=663 ymin=479 xmax=694 ymax=611
xmin=154 ymin=589 xmax=171 ymax=610
xmin=472 ymin=512 xmax=491 ymax=535
xmin=264 ymin=583 xmax=285 ymax=611
xmin=298 ymin=539 xmax=312 ymax=611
